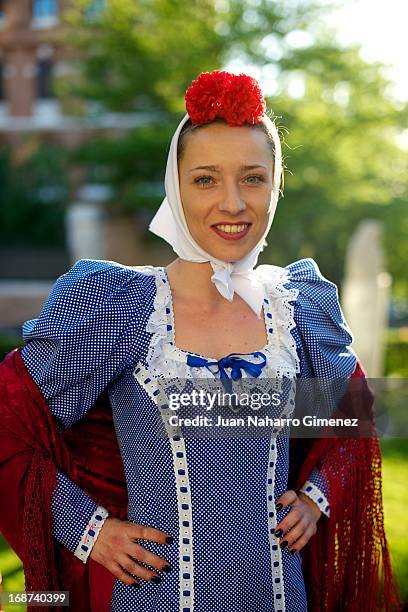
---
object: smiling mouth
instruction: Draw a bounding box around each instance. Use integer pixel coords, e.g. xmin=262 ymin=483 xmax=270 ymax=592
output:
xmin=211 ymin=222 xmax=251 ymax=241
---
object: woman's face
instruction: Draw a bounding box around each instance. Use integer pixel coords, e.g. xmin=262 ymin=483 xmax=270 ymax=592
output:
xmin=178 ymin=121 xmax=274 ymax=262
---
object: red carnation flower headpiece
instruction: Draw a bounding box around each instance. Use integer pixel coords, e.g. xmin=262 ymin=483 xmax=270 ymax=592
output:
xmin=185 ymin=70 xmax=267 ymax=127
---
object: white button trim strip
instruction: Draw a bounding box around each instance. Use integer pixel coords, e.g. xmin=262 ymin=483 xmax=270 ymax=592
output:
xmin=74 ymin=505 xmax=110 ymax=564
xmin=299 ymin=481 xmax=330 ymax=518
xmin=133 ymin=361 xmax=195 ymax=612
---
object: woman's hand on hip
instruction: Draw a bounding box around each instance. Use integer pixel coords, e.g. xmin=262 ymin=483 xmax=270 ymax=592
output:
xmin=273 ymin=489 xmax=322 ymax=554
xmin=89 ymin=517 xmax=173 ymax=587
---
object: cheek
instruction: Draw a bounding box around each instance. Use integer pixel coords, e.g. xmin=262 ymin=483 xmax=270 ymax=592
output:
xmin=179 ymin=182 xmax=193 ymax=219
xmin=178 ymin=185 xmax=204 ymax=235
xmin=254 ymin=190 xmax=272 ymax=215
xmin=180 ymin=185 xmax=211 ymax=220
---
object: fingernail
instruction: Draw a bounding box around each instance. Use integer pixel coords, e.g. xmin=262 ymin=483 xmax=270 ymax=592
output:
xmin=274 ymin=528 xmax=284 ymax=538
xmin=275 ymin=503 xmax=283 ymax=511
xmin=166 ymin=536 xmax=173 ymax=545
xmin=280 ymin=540 xmax=289 ymax=548
xmin=162 ymin=564 xmax=171 ymax=573
xmin=132 ymin=582 xmax=141 ymax=588
xmin=151 ymin=575 xmax=161 ymax=584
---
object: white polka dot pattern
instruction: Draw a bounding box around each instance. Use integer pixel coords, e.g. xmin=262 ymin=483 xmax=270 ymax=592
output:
xmin=19 ymin=256 xmax=357 ymax=612
xmin=50 ymin=470 xmax=107 ymax=555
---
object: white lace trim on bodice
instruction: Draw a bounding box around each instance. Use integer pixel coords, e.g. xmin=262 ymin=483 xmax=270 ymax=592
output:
xmin=142 ymin=264 xmax=300 ymax=385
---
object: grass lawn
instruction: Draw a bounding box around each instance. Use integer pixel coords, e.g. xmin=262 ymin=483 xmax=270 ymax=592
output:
xmin=0 ymin=536 xmax=25 ymax=612
xmin=0 ymin=439 xmax=407 ymax=610
xmin=381 ymin=438 xmax=408 ymax=605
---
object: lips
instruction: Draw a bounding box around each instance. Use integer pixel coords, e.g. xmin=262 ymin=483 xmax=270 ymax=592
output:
xmin=211 ymin=222 xmax=251 ymax=241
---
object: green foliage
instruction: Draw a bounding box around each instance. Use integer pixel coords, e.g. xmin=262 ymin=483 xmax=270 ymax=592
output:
xmin=55 ymin=0 xmax=408 ymax=297
xmin=69 ymin=124 xmax=173 ymax=214
xmin=0 ymin=142 xmax=68 ymax=248
xmin=258 ymin=40 xmax=408 ymax=292
xmin=59 ymin=0 xmax=226 ymax=114
xmin=384 ymin=329 xmax=408 ymax=377
xmin=58 ymin=0 xmax=336 ymax=115
xmin=0 ymin=336 xmax=23 ymax=362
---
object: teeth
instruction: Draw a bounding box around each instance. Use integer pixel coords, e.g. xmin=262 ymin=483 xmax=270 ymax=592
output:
xmin=215 ymin=224 xmax=248 ymax=233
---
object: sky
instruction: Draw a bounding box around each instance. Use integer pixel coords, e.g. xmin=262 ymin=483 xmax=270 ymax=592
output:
xmin=325 ymin=0 xmax=408 ymax=102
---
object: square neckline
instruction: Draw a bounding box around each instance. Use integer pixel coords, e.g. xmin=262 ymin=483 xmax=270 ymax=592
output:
xmin=159 ymin=265 xmax=274 ymax=363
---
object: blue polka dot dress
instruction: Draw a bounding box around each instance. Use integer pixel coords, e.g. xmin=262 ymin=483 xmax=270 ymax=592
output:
xmin=20 ymin=257 xmax=357 ymax=612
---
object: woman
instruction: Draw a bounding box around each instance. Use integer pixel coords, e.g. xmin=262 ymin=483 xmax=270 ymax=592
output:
xmin=0 ymin=70 xmax=400 ymax=611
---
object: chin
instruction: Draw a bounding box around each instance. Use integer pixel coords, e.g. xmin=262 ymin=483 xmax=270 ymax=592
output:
xmin=201 ymin=242 xmax=254 ymax=263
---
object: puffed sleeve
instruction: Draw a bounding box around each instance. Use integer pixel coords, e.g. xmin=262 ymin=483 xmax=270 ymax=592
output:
xmin=21 ymin=258 xmax=146 ymax=431
xmin=284 ymin=257 xmax=358 ymax=518
xmin=20 ymin=258 xmax=146 ymax=560
xmin=284 ymin=257 xmax=357 ymax=381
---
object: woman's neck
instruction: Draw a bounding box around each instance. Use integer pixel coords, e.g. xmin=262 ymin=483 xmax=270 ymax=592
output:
xmin=165 ymin=258 xmax=227 ymax=309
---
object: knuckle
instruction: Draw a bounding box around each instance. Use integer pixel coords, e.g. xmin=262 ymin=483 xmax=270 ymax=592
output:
xmin=131 ymin=545 xmax=145 ymax=562
xmin=122 ymin=559 xmax=136 ymax=574
xmin=111 ymin=536 xmax=123 ymax=549
xmin=291 ymin=507 xmax=301 ymax=520
xmin=299 ymin=516 xmax=309 ymax=529
xmin=282 ymin=491 xmax=295 ymax=504
xmin=135 ymin=561 xmax=152 ymax=579
xmin=119 ymin=570 xmax=134 ymax=585
xmin=105 ymin=562 xmax=117 ymax=577
xmin=147 ymin=553 xmax=167 ymax=571
xmin=132 ymin=561 xmax=143 ymax=575
xmin=289 ymin=530 xmax=302 ymax=545
xmin=133 ymin=562 xmax=151 ymax=580
xmin=129 ymin=522 xmax=142 ymax=537
xmin=111 ymin=530 xmax=124 ymax=546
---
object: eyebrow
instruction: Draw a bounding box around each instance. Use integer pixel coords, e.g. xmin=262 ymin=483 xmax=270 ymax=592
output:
xmin=189 ymin=164 xmax=268 ymax=173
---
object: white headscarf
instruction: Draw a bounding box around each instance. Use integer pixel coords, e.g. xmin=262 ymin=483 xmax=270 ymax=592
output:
xmin=149 ymin=112 xmax=282 ymax=318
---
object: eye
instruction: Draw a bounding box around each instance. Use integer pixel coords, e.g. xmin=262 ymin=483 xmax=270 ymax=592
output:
xmin=194 ymin=175 xmax=215 ymax=187
xmin=193 ymin=174 xmax=265 ymax=188
xmin=245 ymin=175 xmax=265 ymax=184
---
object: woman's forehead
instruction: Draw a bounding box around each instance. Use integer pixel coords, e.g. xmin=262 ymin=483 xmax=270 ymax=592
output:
xmin=179 ymin=124 xmax=272 ymax=165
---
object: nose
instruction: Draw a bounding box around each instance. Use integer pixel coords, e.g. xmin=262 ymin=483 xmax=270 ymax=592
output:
xmin=217 ymin=180 xmax=246 ymax=215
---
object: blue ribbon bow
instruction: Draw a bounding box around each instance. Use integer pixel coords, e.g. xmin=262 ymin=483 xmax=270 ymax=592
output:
xmin=186 ymin=351 xmax=267 ymax=393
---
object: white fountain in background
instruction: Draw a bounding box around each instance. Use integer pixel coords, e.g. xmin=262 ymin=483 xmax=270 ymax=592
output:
xmin=65 ymin=184 xmax=111 ymax=262
xmin=342 ymin=220 xmax=392 ymax=378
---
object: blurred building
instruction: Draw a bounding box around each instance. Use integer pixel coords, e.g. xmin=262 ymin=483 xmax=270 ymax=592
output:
xmin=0 ymin=0 xmax=171 ymax=328
xmin=0 ymin=0 xmax=149 ymax=146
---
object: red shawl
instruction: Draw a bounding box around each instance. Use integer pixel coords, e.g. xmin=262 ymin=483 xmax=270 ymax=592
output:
xmin=0 ymin=347 xmax=401 ymax=611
